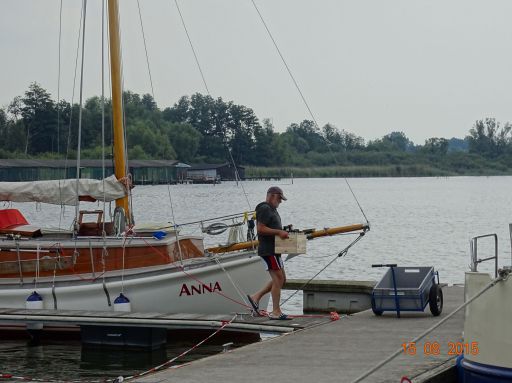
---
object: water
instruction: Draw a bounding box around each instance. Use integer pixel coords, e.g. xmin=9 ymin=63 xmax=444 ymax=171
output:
xmin=0 ymin=337 xmax=253 ymax=381
xmin=3 ymin=176 xmax=511 ymax=379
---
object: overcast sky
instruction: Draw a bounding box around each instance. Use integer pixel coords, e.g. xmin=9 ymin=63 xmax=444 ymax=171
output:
xmin=2 ymin=0 xmax=512 ymax=144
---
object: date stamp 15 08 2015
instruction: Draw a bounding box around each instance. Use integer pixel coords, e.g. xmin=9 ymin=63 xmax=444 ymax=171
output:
xmin=402 ymin=341 xmax=479 ymax=356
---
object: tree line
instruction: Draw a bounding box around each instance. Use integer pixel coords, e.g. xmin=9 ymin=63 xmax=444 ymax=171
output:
xmin=1 ymin=82 xmax=512 ymax=175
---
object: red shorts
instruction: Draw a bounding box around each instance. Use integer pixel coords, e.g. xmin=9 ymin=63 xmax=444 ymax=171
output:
xmin=261 ymin=255 xmax=284 ymax=271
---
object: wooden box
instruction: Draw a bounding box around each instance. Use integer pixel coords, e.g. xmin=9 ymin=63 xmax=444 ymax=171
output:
xmin=275 ymin=233 xmax=307 ymax=255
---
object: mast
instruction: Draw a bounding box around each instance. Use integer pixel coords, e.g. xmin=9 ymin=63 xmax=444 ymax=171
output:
xmin=107 ymin=0 xmax=130 ymax=223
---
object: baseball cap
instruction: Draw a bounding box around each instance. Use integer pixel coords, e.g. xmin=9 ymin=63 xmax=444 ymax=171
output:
xmin=267 ymin=186 xmax=287 ymax=200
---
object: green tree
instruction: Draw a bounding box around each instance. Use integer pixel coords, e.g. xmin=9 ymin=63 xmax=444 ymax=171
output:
xmin=367 ymin=131 xmax=414 ymax=152
xmin=0 ymin=109 xmax=7 ymax=141
xmin=253 ymin=119 xmax=277 ymax=166
xmin=163 ymin=93 xmax=261 ymax=163
xmin=286 ymin=120 xmax=325 ymax=153
xmin=322 ymin=123 xmax=364 ymax=151
xmin=20 ymin=83 xmax=57 ymax=154
xmin=126 ymin=119 xmax=175 ymax=159
xmin=467 ymin=118 xmax=512 ymax=158
xmin=166 ymin=123 xmax=202 ymax=162
xmin=421 ymin=138 xmax=449 ymax=155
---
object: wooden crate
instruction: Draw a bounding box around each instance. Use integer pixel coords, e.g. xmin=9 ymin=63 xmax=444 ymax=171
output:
xmin=275 ymin=233 xmax=307 ymax=255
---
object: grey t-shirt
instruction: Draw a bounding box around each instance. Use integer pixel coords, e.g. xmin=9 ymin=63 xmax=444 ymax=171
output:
xmin=255 ymin=202 xmax=282 ymax=256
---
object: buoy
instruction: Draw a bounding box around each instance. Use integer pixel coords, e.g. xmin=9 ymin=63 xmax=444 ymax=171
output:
xmin=25 ymin=291 xmax=43 ymax=330
xmin=113 ymin=293 xmax=131 ymax=312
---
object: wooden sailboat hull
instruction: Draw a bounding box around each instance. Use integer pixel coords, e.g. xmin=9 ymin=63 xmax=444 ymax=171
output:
xmin=0 ymin=251 xmax=269 ymax=316
xmin=0 ymin=235 xmax=204 ymax=278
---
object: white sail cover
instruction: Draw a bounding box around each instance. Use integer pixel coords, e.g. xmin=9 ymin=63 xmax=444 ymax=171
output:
xmin=0 ymin=175 xmax=127 ymax=206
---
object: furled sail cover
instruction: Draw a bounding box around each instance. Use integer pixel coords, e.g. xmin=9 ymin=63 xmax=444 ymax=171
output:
xmin=0 ymin=175 xmax=127 ymax=206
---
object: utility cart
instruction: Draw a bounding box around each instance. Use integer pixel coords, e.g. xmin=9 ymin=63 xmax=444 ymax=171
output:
xmin=371 ymin=264 xmax=443 ymax=317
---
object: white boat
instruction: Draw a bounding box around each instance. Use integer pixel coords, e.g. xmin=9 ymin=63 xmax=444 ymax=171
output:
xmin=459 ymin=232 xmax=512 ymax=381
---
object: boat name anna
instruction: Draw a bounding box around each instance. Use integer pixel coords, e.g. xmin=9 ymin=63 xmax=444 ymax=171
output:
xmin=179 ymin=281 xmax=223 ymax=296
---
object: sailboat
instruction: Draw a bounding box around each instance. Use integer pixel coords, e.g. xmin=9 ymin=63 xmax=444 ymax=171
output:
xmin=0 ymin=0 xmax=367 ymax=331
xmin=0 ymin=0 xmax=270 ymax=320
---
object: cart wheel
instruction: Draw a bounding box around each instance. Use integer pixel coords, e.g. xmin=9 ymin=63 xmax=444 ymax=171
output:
xmin=372 ymin=307 xmax=383 ymax=316
xmin=429 ymin=284 xmax=443 ymax=316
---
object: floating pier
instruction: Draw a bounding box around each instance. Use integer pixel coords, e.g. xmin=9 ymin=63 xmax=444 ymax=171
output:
xmin=284 ymin=279 xmax=376 ymax=313
xmin=130 ymin=286 xmax=464 ymax=383
xmin=0 ymin=308 xmax=331 ymax=335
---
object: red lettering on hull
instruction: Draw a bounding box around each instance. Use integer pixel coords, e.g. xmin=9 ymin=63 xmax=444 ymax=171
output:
xmin=179 ymin=281 xmax=223 ymax=296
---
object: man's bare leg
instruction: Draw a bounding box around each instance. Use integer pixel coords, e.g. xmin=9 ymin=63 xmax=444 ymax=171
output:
xmin=250 ymin=280 xmax=272 ymax=305
xmin=269 ymin=269 xmax=285 ymax=315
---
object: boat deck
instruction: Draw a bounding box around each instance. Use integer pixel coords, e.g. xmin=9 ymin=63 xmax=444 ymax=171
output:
xmin=0 ymin=308 xmax=331 ymax=334
xmin=131 ymin=286 xmax=464 ymax=383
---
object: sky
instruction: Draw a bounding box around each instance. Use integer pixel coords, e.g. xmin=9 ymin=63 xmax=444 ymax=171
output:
xmin=1 ymin=0 xmax=512 ymax=144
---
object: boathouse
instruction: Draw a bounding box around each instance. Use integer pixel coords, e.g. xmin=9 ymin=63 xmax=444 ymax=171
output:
xmin=187 ymin=163 xmax=245 ymax=182
xmin=0 ymin=159 xmax=182 ymax=184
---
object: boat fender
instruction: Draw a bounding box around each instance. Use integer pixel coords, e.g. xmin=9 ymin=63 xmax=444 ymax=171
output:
xmin=113 ymin=293 xmax=131 ymax=312
xmin=25 ymin=291 xmax=44 ymax=330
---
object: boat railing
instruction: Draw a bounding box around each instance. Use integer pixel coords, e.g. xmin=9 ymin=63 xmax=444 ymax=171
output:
xmin=469 ymin=233 xmax=498 ymax=278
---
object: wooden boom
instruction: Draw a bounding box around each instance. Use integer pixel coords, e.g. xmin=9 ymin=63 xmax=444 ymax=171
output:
xmin=206 ymin=223 xmax=369 ymax=254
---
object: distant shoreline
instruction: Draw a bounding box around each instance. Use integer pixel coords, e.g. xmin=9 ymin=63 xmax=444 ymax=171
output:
xmin=245 ymin=165 xmax=512 ymax=178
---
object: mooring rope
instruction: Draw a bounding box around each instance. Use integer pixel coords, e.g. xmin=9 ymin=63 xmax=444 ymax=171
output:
xmin=122 ymin=314 xmax=238 ymax=382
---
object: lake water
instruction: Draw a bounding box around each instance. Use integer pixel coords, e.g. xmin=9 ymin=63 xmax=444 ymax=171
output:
xmin=2 ymin=176 xmax=511 ymax=379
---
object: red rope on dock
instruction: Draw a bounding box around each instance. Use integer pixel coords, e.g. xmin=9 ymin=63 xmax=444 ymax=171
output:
xmin=123 ymin=314 xmax=238 ymax=381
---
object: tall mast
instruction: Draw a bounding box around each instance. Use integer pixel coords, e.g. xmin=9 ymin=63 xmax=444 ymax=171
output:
xmin=107 ymin=0 xmax=130 ymax=222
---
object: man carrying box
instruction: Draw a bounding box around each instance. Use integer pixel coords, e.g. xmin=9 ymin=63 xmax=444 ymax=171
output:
xmin=247 ymin=186 xmax=291 ymax=320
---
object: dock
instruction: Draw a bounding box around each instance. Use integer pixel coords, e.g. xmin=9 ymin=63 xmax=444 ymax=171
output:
xmin=0 ymin=308 xmax=331 ymax=335
xmin=132 ymin=286 xmax=464 ymax=383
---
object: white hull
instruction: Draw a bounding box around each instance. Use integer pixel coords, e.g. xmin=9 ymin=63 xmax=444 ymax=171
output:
xmin=0 ymin=252 xmax=270 ymax=316
xmin=464 ymin=271 xmax=512 ymax=368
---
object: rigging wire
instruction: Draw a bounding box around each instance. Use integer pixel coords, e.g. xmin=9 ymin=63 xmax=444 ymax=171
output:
xmin=101 ymin=0 xmax=107 ymax=228
xmin=249 ymin=0 xmax=369 ymax=224
xmin=65 ymin=4 xmax=85 ymax=172
xmin=56 ymin=0 xmax=64 ymax=230
xmin=74 ymin=0 xmax=88 ymax=226
xmin=166 ymin=170 xmax=184 ymax=264
xmin=56 ymin=0 xmax=63 ymax=155
xmin=173 ymin=0 xmax=210 ymax=95
xmin=249 ymin=0 xmax=320 ymax=130
xmin=59 ymin=1 xmax=84 ymax=231
xmin=280 ymin=232 xmax=366 ymax=306
xmin=136 ymin=0 xmax=156 ymax=98
xmin=351 ymin=271 xmax=510 ymax=383
xmin=172 ymin=0 xmax=253 ymax=213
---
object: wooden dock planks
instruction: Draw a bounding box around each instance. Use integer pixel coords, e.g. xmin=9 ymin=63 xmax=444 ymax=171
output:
xmin=131 ymin=286 xmax=465 ymax=383
xmin=0 ymin=307 xmax=332 ymax=334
